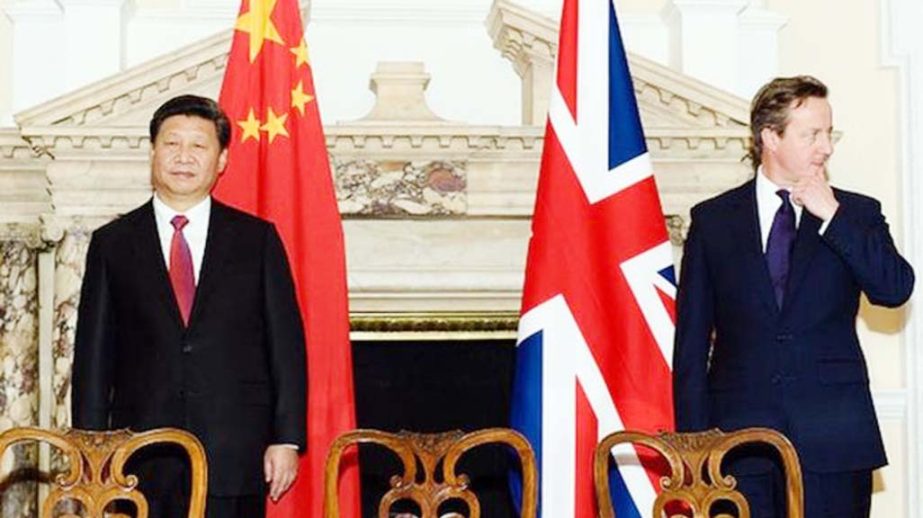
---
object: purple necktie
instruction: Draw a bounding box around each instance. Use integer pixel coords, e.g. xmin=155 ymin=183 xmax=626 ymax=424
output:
xmin=766 ymin=190 xmax=795 ymax=308
xmin=169 ymin=215 xmax=195 ymax=325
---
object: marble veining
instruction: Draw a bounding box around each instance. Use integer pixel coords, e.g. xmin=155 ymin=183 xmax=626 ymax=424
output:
xmin=0 ymin=239 xmax=39 ymax=518
xmin=335 ymin=159 xmax=467 ymax=216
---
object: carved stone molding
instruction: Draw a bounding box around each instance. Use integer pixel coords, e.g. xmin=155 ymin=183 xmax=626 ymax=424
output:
xmin=15 ymin=31 xmax=232 ymax=129
xmin=326 ymin=125 xmax=543 ymax=157
xmin=0 ymin=131 xmax=44 ymax=160
xmin=486 ymin=0 xmax=556 ymax=77
xmin=19 ymin=129 xmax=149 ymax=158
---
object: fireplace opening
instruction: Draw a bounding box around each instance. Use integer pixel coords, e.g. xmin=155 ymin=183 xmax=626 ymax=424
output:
xmin=352 ymin=338 xmax=519 ymax=517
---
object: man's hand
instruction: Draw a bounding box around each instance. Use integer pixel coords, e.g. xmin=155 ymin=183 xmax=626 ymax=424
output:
xmin=791 ymin=170 xmax=839 ymax=221
xmin=264 ymin=445 xmax=299 ymax=502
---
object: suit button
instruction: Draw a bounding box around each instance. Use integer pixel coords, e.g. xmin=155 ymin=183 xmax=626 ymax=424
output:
xmin=181 ymin=343 xmax=192 ymax=354
xmin=771 ymin=375 xmax=782 ymax=385
xmin=178 ymin=389 xmax=186 ymax=397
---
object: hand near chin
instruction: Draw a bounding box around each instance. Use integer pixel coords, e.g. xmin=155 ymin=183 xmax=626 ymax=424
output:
xmin=791 ymin=169 xmax=839 ymax=221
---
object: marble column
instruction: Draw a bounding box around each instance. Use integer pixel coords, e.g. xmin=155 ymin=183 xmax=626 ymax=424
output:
xmin=0 ymin=228 xmax=40 ymax=518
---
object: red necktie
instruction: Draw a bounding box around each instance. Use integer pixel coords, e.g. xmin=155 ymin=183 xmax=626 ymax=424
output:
xmin=169 ymin=215 xmax=195 ymax=325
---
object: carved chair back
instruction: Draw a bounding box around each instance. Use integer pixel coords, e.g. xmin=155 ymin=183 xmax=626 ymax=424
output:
xmin=324 ymin=428 xmax=537 ymax=518
xmin=594 ymin=428 xmax=803 ymax=518
xmin=0 ymin=427 xmax=207 ymax=518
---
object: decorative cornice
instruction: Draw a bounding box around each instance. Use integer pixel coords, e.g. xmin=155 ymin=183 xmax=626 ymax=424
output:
xmin=325 ymin=125 xmax=543 ymax=156
xmin=0 ymin=130 xmax=45 ymax=160
xmin=629 ymin=57 xmax=749 ymax=127
xmin=19 ymin=127 xmax=150 ymax=156
xmin=487 ymin=0 xmax=557 ymax=76
xmin=10 ymin=124 xmax=750 ymax=160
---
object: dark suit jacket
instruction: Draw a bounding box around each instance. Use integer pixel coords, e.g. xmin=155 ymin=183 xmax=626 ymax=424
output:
xmin=72 ymin=199 xmax=307 ymax=496
xmin=673 ymin=180 xmax=913 ymax=473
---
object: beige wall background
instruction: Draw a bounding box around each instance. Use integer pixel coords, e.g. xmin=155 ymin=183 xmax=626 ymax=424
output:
xmin=767 ymin=3 xmax=910 ymax=514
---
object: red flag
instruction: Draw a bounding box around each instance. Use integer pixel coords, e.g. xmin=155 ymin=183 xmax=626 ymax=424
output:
xmin=214 ymin=0 xmax=360 ymax=516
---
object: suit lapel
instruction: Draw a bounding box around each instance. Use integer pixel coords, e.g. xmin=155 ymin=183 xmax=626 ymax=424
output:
xmin=729 ymin=181 xmax=780 ymax=317
xmin=131 ymin=200 xmax=186 ymax=329
xmin=781 ymin=209 xmax=822 ymax=314
xmin=187 ymin=201 xmax=234 ymax=327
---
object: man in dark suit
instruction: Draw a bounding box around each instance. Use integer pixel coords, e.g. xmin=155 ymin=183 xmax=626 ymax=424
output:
xmin=673 ymin=76 xmax=914 ymax=517
xmin=71 ymin=95 xmax=307 ymax=518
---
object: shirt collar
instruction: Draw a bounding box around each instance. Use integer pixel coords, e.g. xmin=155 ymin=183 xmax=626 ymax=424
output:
xmin=756 ymin=166 xmax=802 ymax=220
xmin=153 ymin=194 xmax=211 ymax=226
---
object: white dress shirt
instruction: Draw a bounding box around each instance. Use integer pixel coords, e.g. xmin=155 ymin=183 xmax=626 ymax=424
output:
xmin=153 ymin=194 xmax=211 ymax=283
xmin=755 ymin=168 xmax=831 ymax=252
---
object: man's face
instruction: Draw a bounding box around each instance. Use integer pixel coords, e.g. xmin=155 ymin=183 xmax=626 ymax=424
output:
xmin=150 ymin=114 xmax=228 ymax=207
xmin=763 ymin=96 xmax=833 ymax=185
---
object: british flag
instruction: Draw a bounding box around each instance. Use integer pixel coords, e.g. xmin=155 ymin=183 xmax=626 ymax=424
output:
xmin=510 ymin=0 xmax=675 ymax=516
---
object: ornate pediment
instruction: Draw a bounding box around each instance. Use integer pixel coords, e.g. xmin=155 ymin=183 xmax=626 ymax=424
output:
xmin=14 ymin=30 xmax=232 ymax=156
xmin=13 ymin=0 xmax=751 ymax=157
xmin=0 ymin=0 xmax=756 ymax=312
xmin=487 ymin=0 xmax=751 ymax=135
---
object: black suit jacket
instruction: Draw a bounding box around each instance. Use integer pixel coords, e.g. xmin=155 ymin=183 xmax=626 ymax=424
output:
xmin=673 ymin=180 xmax=913 ymax=473
xmin=72 ymin=199 xmax=307 ymax=495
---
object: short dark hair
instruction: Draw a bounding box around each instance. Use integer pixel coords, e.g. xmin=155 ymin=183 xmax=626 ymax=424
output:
xmin=748 ymin=75 xmax=828 ymax=171
xmin=149 ymin=95 xmax=231 ymax=150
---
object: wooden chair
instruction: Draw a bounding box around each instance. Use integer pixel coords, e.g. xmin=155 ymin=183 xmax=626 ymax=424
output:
xmin=0 ymin=427 xmax=207 ymax=518
xmin=594 ymin=428 xmax=803 ymax=518
xmin=324 ymin=428 xmax=537 ymax=518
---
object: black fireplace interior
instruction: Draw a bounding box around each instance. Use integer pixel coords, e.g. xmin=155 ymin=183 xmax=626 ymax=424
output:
xmin=352 ymin=339 xmax=519 ymax=517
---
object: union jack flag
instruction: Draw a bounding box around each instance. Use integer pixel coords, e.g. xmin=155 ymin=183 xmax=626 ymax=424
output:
xmin=511 ymin=0 xmax=675 ymax=516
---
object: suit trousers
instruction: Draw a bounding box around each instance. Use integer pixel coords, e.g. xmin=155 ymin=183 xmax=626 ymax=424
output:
xmin=732 ymin=464 xmax=872 ymax=518
xmin=127 ymin=444 xmax=266 ymax=518
xmin=141 ymin=494 xmax=265 ymax=518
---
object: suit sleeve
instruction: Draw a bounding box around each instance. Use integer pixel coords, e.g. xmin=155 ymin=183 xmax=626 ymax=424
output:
xmin=262 ymin=225 xmax=308 ymax=450
xmin=71 ymin=232 xmax=116 ymax=430
xmin=672 ymin=210 xmax=714 ymax=432
xmin=822 ymin=199 xmax=914 ymax=307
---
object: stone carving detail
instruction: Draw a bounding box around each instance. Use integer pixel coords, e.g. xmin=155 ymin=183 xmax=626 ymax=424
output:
xmin=0 ymin=240 xmax=40 ymax=518
xmin=0 ymin=224 xmax=45 ymax=250
xmin=335 ymin=160 xmax=467 ymax=216
xmin=665 ymin=215 xmax=688 ymax=246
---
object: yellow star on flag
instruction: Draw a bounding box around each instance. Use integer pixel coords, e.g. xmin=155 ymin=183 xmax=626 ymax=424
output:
xmin=260 ymin=107 xmax=290 ymax=143
xmin=290 ymin=39 xmax=310 ymax=68
xmin=291 ymin=80 xmax=315 ymax=115
xmin=235 ymin=0 xmax=284 ymax=63
xmin=237 ymin=108 xmax=261 ymax=142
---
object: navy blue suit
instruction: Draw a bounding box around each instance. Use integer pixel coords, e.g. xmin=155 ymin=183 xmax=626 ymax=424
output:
xmin=673 ymin=180 xmax=913 ymax=514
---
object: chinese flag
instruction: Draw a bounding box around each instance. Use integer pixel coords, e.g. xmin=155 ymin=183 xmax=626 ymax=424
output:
xmin=213 ymin=0 xmax=360 ymax=516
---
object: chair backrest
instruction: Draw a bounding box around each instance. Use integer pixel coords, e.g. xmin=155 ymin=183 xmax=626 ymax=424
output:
xmin=594 ymin=428 xmax=803 ymax=518
xmin=324 ymin=428 xmax=537 ymax=518
xmin=0 ymin=427 xmax=207 ymax=518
